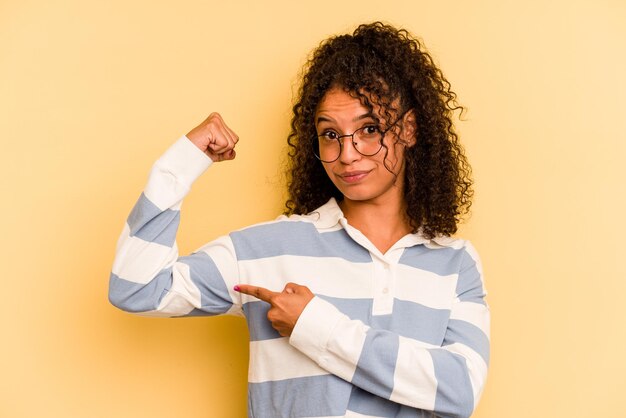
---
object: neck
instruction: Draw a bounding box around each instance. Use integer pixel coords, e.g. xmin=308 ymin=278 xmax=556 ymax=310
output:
xmin=339 ymin=195 xmax=412 ymax=253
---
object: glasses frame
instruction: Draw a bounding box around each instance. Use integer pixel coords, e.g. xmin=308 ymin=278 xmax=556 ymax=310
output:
xmin=313 ymin=110 xmax=408 ymax=163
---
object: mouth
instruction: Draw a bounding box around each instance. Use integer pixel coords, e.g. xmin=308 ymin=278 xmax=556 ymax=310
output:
xmin=337 ymin=170 xmax=371 ymax=183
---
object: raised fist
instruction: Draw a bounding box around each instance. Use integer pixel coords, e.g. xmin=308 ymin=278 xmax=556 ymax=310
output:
xmin=186 ymin=112 xmax=239 ymax=162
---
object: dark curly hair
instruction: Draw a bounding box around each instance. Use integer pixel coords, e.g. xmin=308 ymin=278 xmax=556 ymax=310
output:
xmin=285 ymin=21 xmax=473 ymax=239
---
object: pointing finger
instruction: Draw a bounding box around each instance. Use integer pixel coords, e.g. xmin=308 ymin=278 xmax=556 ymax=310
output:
xmin=234 ymin=284 xmax=278 ymax=303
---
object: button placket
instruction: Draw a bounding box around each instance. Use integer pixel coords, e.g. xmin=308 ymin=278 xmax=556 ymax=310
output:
xmin=371 ymin=258 xmax=395 ymax=316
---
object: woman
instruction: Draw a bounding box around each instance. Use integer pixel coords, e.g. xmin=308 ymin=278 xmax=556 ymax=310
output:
xmin=109 ymin=22 xmax=489 ymax=418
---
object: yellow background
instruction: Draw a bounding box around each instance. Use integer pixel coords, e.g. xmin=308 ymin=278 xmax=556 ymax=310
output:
xmin=1 ymin=0 xmax=625 ymax=417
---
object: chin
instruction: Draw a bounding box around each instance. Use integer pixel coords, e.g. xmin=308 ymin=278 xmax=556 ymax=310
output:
xmin=336 ymin=186 xmax=380 ymax=202
xmin=336 ymin=179 xmax=403 ymax=204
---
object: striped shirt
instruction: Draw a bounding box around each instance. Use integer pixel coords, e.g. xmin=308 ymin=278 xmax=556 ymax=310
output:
xmin=109 ymin=136 xmax=490 ymax=418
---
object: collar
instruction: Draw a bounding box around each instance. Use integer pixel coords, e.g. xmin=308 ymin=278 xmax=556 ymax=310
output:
xmin=304 ymin=197 xmax=345 ymax=229
xmin=303 ymin=197 xmax=459 ymax=249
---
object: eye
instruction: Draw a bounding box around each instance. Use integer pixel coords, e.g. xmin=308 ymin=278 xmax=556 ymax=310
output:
xmin=363 ymin=125 xmax=380 ymax=135
xmin=359 ymin=125 xmax=382 ymax=139
xmin=320 ymin=130 xmax=339 ymax=140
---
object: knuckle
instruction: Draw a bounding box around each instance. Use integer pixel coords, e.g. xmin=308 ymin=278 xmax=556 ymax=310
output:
xmin=208 ymin=112 xmax=223 ymax=125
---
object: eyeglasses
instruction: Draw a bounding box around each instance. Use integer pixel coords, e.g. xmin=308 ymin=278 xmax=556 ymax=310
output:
xmin=313 ymin=112 xmax=407 ymax=163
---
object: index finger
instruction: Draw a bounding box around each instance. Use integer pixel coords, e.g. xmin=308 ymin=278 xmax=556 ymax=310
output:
xmin=235 ymin=284 xmax=277 ymax=303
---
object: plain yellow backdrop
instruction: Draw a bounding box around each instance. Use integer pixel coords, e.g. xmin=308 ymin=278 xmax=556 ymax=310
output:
xmin=1 ymin=0 xmax=625 ymax=417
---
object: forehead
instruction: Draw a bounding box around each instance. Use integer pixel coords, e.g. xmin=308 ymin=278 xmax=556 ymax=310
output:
xmin=315 ymin=87 xmax=368 ymax=116
xmin=315 ymin=86 xmax=400 ymax=121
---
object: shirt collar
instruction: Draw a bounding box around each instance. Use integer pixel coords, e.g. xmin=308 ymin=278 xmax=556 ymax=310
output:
xmin=306 ymin=197 xmax=457 ymax=249
xmin=305 ymin=197 xmax=344 ymax=229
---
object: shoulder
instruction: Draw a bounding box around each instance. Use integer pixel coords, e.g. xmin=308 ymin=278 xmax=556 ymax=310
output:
xmin=231 ymin=197 xmax=341 ymax=238
xmin=226 ymin=210 xmax=328 ymax=262
xmin=226 ymin=198 xmax=371 ymax=262
xmin=430 ymin=237 xmax=486 ymax=296
xmin=432 ymin=237 xmax=482 ymax=272
xmin=428 ymin=235 xmax=481 ymax=260
xmin=229 ymin=214 xmax=316 ymax=241
xmin=400 ymin=234 xmax=482 ymax=275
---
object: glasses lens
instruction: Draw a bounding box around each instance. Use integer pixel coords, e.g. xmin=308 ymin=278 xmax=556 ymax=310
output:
xmin=314 ymin=127 xmax=384 ymax=162
xmin=354 ymin=126 xmax=383 ymax=156
xmin=315 ymin=134 xmax=341 ymax=162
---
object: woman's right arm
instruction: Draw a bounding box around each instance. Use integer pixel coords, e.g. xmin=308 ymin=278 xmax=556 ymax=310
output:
xmin=108 ymin=113 xmax=242 ymax=317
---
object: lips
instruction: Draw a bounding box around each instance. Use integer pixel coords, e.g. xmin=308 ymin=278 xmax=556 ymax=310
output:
xmin=337 ymin=170 xmax=371 ymax=183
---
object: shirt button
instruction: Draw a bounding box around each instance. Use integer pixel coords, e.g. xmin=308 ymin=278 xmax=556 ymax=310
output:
xmin=382 ymin=287 xmax=389 ymax=294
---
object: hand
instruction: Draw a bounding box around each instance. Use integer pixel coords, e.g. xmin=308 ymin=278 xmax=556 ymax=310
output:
xmin=235 ymin=282 xmax=315 ymax=337
xmin=186 ymin=112 xmax=239 ymax=162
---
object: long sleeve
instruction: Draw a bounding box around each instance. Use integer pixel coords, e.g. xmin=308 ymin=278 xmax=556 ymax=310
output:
xmin=289 ymin=242 xmax=489 ymax=418
xmin=108 ymin=136 xmax=242 ymax=317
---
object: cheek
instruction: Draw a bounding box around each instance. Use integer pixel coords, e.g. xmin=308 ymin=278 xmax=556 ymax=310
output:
xmin=321 ymin=162 xmax=332 ymax=177
xmin=321 ymin=162 xmax=337 ymax=185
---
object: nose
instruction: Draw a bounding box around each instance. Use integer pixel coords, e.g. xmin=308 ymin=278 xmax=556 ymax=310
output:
xmin=337 ymin=134 xmax=361 ymax=164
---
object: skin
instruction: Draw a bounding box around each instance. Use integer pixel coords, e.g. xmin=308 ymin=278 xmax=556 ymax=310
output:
xmin=186 ymin=88 xmax=417 ymax=336
xmin=186 ymin=112 xmax=239 ymax=162
xmin=315 ymin=87 xmax=417 ymax=254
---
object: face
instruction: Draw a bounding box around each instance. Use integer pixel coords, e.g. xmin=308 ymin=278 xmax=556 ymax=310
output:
xmin=314 ymin=86 xmax=416 ymax=207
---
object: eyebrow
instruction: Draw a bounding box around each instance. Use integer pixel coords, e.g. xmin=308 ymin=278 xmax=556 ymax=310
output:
xmin=315 ymin=113 xmax=375 ymax=126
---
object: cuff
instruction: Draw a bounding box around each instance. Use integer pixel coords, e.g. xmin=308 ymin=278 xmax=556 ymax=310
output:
xmin=289 ymin=296 xmax=345 ymax=365
xmin=153 ymin=135 xmax=213 ymax=189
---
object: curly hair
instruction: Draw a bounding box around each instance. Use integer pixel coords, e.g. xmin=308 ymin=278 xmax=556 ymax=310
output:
xmin=285 ymin=21 xmax=473 ymax=239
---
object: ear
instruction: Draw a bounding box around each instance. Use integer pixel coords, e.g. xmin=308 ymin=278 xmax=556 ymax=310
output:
xmin=400 ymin=109 xmax=418 ymax=147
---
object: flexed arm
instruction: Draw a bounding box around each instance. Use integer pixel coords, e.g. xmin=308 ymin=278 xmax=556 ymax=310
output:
xmin=109 ymin=113 xmax=242 ymax=317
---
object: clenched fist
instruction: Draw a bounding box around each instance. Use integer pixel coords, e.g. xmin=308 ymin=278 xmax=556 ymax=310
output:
xmin=186 ymin=112 xmax=239 ymax=162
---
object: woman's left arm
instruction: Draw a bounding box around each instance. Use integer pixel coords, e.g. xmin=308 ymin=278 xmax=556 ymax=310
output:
xmin=238 ymin=243 xmax=490 ymax=418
